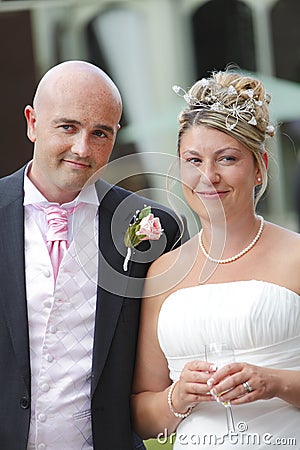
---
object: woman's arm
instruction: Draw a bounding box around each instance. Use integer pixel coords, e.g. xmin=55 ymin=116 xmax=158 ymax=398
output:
xmin=131 ymin=267 xmax=182 ymax=438
xmin=131 ymin=256 xmax=214 ymax=439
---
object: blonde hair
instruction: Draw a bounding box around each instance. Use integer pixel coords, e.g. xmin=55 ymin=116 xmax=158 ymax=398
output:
xmin=177 ymin=70 xmax=275 ymax=206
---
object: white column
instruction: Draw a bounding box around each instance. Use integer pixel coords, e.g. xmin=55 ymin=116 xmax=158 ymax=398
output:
xmin=244 ymin=0 xmax=285 ymax=223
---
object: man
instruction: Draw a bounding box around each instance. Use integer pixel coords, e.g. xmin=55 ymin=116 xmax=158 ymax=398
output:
xmin=0 ymin=61 xmax=186 ymax=449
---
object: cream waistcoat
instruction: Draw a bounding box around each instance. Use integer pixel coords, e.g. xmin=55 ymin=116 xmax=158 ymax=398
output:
xmin=25 ymin=204 xmax=99 ymax=450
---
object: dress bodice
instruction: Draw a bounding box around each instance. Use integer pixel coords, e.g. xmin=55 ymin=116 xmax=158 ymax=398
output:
xmin=157 ymin=280 xmax=300 ymax=449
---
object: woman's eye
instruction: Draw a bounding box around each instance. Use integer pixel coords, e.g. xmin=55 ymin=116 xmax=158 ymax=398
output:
xmin=220 ymin=155 xmax=236 ymax=163
xmin=186 ymin=157 xmax=201 ymax=164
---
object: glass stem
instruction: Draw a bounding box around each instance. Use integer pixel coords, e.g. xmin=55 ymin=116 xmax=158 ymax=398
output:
xmin=225 ymin=402 xmax=235 ymax=433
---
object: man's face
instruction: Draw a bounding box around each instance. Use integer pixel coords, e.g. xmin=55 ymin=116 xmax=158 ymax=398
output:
xmin=25 ymin=76 xmax=121 ymax=204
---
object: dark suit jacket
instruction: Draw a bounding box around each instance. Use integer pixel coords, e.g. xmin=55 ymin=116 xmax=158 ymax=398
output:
xmin=0 ymin=167 xmax=188 ymax=450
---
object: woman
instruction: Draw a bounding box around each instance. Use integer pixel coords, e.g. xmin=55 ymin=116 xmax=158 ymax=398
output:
xmin=131 ymin=70 xmax=300 ymax=449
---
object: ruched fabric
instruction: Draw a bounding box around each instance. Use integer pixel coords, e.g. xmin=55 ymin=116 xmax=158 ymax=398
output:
xmin=158 ymin=280 xmax=300 ymax=449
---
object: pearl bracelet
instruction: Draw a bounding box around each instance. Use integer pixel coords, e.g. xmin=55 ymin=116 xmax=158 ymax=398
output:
xmin=167 ymin=381 xmax=193 ymax=419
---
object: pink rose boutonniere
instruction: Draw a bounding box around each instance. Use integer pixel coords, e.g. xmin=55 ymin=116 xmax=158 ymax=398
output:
xmin=123 ymin=205 xmax=164 ymax=271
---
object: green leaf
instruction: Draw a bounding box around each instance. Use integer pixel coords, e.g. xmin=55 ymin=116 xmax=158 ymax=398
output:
xmin=124 ymin=227 xmax=133 ymax=247
xmin=124 ymin=222 xmax=143 ymax=248
xmin=138 ymin=206 xmax=151 ymax=220
xmin=135 ymin=234 xmax=146 ymax=244
xmin=130 ymin=228 xmax=140 ymax=247
xmin=124 ymin=206 xmax=152 ymax=249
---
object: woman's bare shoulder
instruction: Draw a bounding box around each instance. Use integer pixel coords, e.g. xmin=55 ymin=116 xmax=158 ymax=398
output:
xmin=263 ymin=221 xmax=300 ymax=293
xmin=147 ymin=234 xmax=199 ymax=276
xmin=266 ymin=221 xmax=300 ymax=245
xmin=144 ymin=234 xmax=199 ymax=299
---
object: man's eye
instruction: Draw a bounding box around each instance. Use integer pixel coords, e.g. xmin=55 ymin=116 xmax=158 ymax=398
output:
xmin=60 ymin=125 xmax=73 ymax=131
xmin=94 ymin=130 xmax=106 ymax=138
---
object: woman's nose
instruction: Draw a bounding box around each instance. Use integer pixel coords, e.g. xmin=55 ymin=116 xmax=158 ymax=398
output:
xmin=200 ymin=162 xmax=220 ymax=185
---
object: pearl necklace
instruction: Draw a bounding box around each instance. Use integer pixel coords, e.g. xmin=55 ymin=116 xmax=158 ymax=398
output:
xmin=199 ymin=216 xmax=264 ymax=264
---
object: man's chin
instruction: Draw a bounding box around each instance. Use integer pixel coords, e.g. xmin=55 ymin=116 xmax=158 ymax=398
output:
xmin=83 ymin=167 xmax=106 ymax=187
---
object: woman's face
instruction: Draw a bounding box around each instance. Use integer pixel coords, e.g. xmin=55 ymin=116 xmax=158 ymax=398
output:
xmin=179 ymin=125 xmax=261 ymax=221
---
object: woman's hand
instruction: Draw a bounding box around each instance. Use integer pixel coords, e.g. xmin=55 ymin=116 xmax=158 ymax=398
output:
xmin=171 ymin=360 xmax=216 ymax=414
xmin=206 ymin=362 xmax=280 ymax=405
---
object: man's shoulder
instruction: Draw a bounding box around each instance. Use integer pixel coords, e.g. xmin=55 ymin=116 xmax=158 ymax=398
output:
xmin=0 ymin=166 xmax=25 ymax=184
xmin=0 ymin=167 xmax=25 ymax=204
xmin=95 ymin=179 xmax=179 ymax=222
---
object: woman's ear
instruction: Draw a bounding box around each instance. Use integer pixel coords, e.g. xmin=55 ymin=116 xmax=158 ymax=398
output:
xmin=255 ymin=151 xmax=268 ymax=185
xmin=262 ymin=151 xmax=269 ymax=170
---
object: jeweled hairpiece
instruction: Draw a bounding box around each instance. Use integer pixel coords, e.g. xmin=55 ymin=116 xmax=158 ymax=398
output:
xmin=173 ymin=80 xmax=275 ymax=135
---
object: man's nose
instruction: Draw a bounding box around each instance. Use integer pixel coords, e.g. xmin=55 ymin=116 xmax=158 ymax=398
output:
xmin=71 ymin=133 xmax=91 ymax=158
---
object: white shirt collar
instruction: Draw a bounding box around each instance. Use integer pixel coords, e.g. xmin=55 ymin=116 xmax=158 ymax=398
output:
xmin=23 ymin=161 xmax=99 ymax=208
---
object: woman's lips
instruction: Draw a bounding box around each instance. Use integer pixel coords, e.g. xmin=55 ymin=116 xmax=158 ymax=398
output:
xmin=194 ymin=190 xmax=229 ymax=199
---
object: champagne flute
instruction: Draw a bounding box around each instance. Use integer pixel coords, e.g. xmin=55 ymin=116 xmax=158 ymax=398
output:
xmin=205 ymin=342 xmax=236 ymax=437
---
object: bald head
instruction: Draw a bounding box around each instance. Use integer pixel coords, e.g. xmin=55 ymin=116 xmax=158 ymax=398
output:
xmin=33 ymin=60 xmax=122 ymax=120
xmin=24 ymin=60 xmax=123 ymax=203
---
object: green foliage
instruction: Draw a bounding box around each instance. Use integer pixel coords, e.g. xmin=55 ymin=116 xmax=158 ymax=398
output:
xmin=124 ymin=206 xmax=150 ymax=248
xmin=144 ymin=438 xmax=173 ymax=449
xmin=138 ymin=206 xmax=151 ymax=220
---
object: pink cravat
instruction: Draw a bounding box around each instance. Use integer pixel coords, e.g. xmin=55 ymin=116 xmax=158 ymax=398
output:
xmin=46 ymin=206 xmax=70 ymax=280
xmin=35 ymin=205 xmax=75 ymax=281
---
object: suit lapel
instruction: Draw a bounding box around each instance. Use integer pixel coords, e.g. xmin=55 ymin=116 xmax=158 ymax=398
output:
xmin=91 ymin=181 xmax=132 ymax=394
xmin=0 ymin=169 xmax=30 ymax=392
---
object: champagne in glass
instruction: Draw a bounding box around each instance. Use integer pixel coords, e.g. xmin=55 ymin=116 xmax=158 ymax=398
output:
xmin=205 ymin=342 xmax=236 ymax=437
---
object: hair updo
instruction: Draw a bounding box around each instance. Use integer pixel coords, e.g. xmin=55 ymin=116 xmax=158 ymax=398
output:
xmin=177 ymin=69 xmax=275 ymax=205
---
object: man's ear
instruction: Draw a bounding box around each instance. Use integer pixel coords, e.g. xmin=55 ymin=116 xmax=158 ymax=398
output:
xmin=24 ymin=105 xmax=37 ymax=143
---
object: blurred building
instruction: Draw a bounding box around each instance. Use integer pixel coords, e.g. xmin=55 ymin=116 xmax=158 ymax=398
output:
xmin=1 ymin=0 xmax=300 ymax=230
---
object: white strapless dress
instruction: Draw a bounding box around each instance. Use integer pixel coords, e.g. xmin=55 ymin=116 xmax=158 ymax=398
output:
xmin=158 ymin=280 xmax=300 ymax=449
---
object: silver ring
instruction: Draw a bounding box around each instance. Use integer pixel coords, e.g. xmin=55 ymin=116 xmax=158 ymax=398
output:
xmin=243 ymin=381 xmax=253 ymax=393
